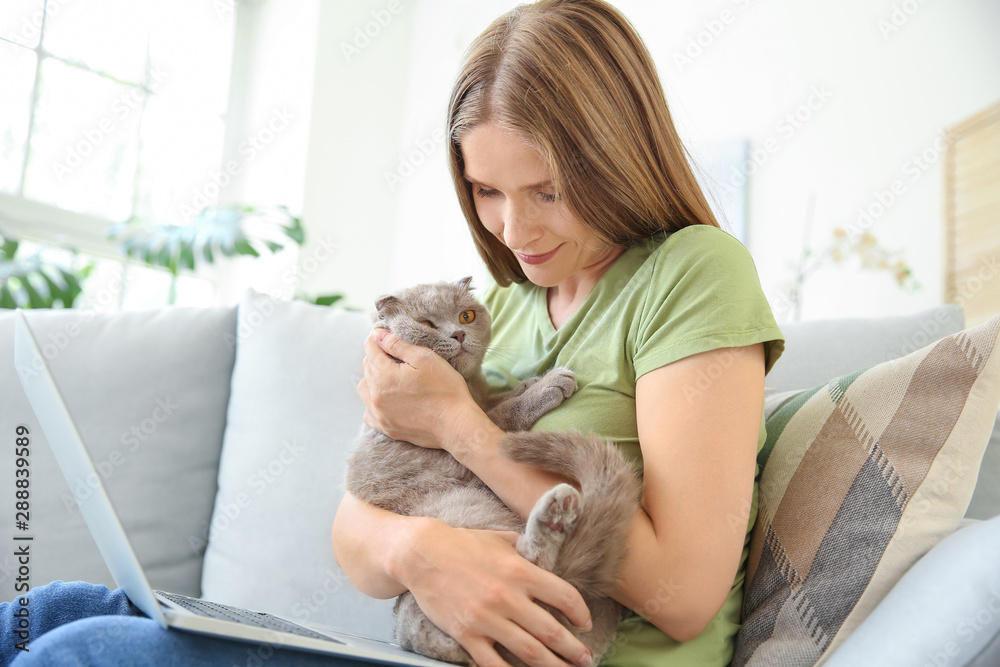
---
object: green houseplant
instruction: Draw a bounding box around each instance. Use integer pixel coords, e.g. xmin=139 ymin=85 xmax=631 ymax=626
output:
xmin=108 ymin=204 xmax=345 ymax=307
xmin=0 ymin=236 xmax=94 ymax=309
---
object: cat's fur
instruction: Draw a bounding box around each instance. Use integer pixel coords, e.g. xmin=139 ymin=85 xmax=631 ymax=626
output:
xmin=345 ymin=278 xmax=641 ymax=667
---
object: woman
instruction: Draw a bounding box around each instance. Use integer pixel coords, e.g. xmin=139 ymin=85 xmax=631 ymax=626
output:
xmin=1 ymin=1 xmax=782 ymax=665
xmin=337 ymin=1 xmax=783 ymax=666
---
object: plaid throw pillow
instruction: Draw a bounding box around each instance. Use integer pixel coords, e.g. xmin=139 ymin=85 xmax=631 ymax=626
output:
xmin=734 ymin=315 xmax=1000 ymax=666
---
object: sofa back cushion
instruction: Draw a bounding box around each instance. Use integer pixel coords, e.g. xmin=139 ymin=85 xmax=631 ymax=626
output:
xmin=200 ymin=290 xmax=396 ymax=640
xmin=766 ymin=304 xmax=965 ymax=393
xmin=0 ymin=306 xmax=237 ymax=596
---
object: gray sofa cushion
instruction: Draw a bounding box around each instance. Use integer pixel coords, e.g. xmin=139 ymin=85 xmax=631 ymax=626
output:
xmin=200 ymin=290 xmax=395 ymax=640
xmin=766 ymin=304 xmax=965 ymax=392
xmin=0 ymin=306 xmax=237 ymax=596
xmin=967 ymin=416 xmax=1000 ymax=520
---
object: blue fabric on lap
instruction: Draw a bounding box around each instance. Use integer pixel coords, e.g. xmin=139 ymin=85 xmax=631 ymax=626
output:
xmin=2 ymin=580 xmax=371 ymax=667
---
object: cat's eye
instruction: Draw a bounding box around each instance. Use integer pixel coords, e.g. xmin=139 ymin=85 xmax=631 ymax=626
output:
xmin=459 ymin=310 xmax=476 ymax=324
xmin=421 ymin=320 xmax=435 ymax=328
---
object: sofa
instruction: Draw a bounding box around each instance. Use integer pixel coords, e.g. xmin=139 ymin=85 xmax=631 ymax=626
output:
xmin=1 ymin=289 xmax=998 ymax=666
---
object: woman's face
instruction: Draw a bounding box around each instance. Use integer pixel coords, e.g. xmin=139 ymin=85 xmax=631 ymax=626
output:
xmin=461 ymin=122 xmax=621 ymax=288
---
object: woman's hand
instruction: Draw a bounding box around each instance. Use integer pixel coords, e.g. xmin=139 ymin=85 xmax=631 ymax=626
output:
xmin=394 ymin=517 xmax=594 ymax=667
xmin=357 ymin=329 xmax=481 ymax=450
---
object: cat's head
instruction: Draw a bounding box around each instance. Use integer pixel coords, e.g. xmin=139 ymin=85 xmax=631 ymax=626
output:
xmin=372 ymin=277 xmax=492 ymax=378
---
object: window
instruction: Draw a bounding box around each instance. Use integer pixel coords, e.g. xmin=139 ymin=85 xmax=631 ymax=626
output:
xmin=0 ymin=0 xmax=240 ymax=309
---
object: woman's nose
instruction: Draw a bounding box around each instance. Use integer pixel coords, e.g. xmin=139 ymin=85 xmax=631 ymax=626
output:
xmin=501 ymin=203 xmax=541 ymax=250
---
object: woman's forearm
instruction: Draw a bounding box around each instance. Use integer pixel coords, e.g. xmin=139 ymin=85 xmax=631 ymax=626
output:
xmin=448 ymin=411 xmax=572 ymax=520
xmin=331 ymin=491 xmax=424 ymax=599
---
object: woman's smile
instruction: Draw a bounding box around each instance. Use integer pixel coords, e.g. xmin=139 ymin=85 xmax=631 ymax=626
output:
xmin=514 ymin=244 xmax=563 ymax=265
xmin=461 ymin=121 xmax=622 ymax=291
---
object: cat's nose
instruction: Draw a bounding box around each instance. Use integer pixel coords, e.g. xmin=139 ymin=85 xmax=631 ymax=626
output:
xmin=451 ymin=330 xmax=466 ymax=344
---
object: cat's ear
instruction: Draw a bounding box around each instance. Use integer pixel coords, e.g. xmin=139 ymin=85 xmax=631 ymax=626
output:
xmin=454 ymin=276 xmax=474 ymax=291
xmin=374 ymin=295 xmax=401 ymax=315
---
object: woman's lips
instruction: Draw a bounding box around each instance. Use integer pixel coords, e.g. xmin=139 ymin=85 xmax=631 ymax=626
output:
xmin=515 ymin=244 xmax=562 ymax=265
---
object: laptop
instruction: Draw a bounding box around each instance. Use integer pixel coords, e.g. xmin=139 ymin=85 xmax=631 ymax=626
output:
xmin=12 ymin=309 xmax=450 ymax=666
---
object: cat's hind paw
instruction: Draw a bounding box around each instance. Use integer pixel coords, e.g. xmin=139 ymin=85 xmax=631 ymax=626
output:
xmin=539 ymin=483 xmax=580 ymax=534
xmin=519 ymin=483 xmax=581 ymax=570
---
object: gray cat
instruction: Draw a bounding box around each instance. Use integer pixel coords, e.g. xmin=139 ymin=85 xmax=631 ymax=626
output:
xmin=345 ymin=277 xmax=641 ymax=667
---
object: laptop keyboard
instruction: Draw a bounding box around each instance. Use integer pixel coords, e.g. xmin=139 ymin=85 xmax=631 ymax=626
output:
xmin=155 ymin=591 xmax=343 ymax=644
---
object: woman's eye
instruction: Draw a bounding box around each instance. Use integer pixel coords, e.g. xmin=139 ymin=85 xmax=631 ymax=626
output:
xmin=475 ymin=187 xmax=500 ymax=199
xmin=421 ymin=320 xmax=435 ymax=328
xmin=538 ymin=192 xmax=557 ymax=203
xmin=459 ymin=310 xmax=476 ymax=324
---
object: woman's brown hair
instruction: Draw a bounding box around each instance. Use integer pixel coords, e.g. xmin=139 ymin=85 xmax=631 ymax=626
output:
xmin=447 ymin=0 xmax=720 ymax=286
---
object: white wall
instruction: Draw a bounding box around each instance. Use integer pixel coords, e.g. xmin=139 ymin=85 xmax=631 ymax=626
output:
xmin=211 ymin=0 xmax=321 ymax=305
xmin=285 ymin=0 xmax=1000 ymax=319
xmin=296 ymin=0 xmax=417 ymax=310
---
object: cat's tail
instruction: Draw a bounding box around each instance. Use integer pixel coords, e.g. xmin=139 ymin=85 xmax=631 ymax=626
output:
xmin=499 ymin=431 xmax=641 ymax=598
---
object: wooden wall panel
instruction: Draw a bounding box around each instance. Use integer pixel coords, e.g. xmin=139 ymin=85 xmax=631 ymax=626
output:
xmin=943 ymin=101 xmax=1000 ymax=327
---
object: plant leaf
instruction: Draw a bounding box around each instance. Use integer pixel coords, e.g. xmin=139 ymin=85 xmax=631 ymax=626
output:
xmin=313 ymin=294 xmax=344 ymax=307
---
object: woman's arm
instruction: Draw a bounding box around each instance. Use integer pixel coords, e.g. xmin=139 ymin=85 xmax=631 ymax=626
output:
xmin=452 ymin=344 xmax=764 ymax=640
xmin=365 ymin=331 xmax=765 ymax=641
xmin=613 ymin=343 xmax=764 ymax=640
xmin=331 ymin=490 xmax=411 ymax=599
xmin=332 ymin=492 xmax=595 ymax=667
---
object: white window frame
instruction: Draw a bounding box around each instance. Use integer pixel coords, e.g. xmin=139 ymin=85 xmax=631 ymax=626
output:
xmin=0 ymin=1 xmax=262 ymax=273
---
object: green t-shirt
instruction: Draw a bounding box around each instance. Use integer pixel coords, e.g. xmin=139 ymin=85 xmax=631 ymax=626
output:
xmin=480 ymin=225 xmax=785 ymax=667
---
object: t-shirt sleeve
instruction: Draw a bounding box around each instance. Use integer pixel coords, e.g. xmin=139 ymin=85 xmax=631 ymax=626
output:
xmin=632 ymin=227 xmax=785 ymax=379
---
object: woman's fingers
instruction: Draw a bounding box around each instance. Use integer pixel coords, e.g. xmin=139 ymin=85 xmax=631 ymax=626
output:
xmin=369 ymin=329 xmax=434 ymax=368
xmin=462 ymin=639 xmax=514 ymax=667
xmin=531 ymin=568 xmax=593 ymax=634
xmin=458 ymin=614 xmax=588 ymax=667
xmin=495 ymin=604 xmax=593 ymax=667
xmin=463 ymin=538 xmax=593 ymax=666
xmin=403 ymin=525 xmax=593 ymax=667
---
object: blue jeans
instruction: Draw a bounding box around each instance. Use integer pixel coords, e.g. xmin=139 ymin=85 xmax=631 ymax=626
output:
xmin=1 ymin=581 xmax=373 ymax=666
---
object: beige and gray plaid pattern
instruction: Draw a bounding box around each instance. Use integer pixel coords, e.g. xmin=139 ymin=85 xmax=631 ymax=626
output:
xmin=734 ymin=315 xmax=1000 ymax=667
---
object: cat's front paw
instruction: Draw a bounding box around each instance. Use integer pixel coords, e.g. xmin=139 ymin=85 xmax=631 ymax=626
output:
xmin=510 ymin=376 xmax=541 ymax=397
xmin=539 ymin=367 xmax=577 ymax=399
